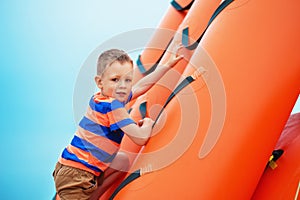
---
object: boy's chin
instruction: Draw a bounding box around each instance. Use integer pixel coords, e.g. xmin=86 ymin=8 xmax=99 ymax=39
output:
xmin=115 ymin=96 xmax=127 ymax=103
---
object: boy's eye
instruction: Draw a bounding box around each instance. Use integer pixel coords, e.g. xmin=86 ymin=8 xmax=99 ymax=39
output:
xmin=111 ymin=78 xmax=119 ymax=82
xmin=125 ymin=79 xmax=132 ymax=83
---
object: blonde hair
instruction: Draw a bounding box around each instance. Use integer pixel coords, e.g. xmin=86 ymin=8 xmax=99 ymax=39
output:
xmin=97 ymin=49 xmax=133 ymax=75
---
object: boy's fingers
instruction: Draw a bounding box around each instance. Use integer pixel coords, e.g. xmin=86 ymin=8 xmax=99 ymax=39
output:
xmin=170 ymin=43 xmax=183 ymax=55
xmin=140 ymin=118 xmax=154 ymax=126
xmin=176 ymin=44 xmax=184 ymax=51
xmin=138 ymin=120 xmax=144 ymax=126
xmin=175 ymin=55 xmax=184 ymax=62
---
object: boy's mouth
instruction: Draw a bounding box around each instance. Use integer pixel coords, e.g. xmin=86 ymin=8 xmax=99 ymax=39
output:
xmin=116 ymin=91 xmax=127 ymax=97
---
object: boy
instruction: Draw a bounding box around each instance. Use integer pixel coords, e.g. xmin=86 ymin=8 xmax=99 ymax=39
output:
xmin=53 ymin=48 xmax=183 ymax=200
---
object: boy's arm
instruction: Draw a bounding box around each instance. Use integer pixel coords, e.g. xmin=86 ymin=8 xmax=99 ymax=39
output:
xmin=131 ymin=46 xmax=183 ymax=100
xmin=121 ymin=118 xmax=154 ymax=146
xmin=111 ymin=105 xmax=154 ymax=146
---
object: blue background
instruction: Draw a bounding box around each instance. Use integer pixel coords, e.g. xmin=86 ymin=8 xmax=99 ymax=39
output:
xmin=0 ymin=1 xmax=169 ymax=199
xmin=0 ymin=1 xmax=299 ymax=199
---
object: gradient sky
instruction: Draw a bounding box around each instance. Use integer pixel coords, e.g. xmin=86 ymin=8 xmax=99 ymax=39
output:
xmin=0 ymin=1 xmax=299 ymax=199
xmin=0 ymin=1 xmax=169 ymax=199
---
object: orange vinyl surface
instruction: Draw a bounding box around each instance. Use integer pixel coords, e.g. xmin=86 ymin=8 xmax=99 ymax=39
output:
xmin=252 ymin=113 xmax=300 ymax=200
xmin=112 ymin=0 xmax=300 ymax=199
xmin=56 ymin=0 xmax=300 ymax=199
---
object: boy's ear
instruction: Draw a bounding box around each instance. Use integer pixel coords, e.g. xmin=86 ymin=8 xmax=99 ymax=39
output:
xmin=95 ymin=75 xmax=102 ymax=89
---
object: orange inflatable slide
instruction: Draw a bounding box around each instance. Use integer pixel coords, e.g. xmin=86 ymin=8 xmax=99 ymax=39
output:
xmin=107 ymin=0 xmax=300 ymax=199
xmin=54 ymin=0 xmax=300 ymax=199
xmin=252 ymin=112 xmax=300 ymax=200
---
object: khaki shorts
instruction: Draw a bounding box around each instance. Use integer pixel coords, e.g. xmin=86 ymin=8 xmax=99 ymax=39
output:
xmin=53 ymin=162 xmax=103 ymax=200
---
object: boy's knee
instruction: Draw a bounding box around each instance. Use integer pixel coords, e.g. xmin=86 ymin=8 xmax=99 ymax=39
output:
xmin=113 ymin=152 xmax=130 ymax=171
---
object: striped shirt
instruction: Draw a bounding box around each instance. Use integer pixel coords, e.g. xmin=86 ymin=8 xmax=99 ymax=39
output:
xmin=59 ymin=92 xmax=135 ymax=176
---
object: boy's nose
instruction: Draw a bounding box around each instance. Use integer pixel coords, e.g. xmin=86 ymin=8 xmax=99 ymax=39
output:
xmin=118 ymin=80 xmax=126 ymax=88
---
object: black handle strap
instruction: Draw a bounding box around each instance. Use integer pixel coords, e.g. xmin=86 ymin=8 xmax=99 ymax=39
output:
xmin=182 ymin=0 xmax=234 ymax=50
xmin=139 ymin=101 xmax=147 ymax=119
xmin=109 ymin=74 xmax=198 ymax=199
xmin=268 ymin=149 xmax=284 ymax=169
xmin=136 ymin=38 xmax=173 ymax=76
xmin=153 ymin=75 xmax=195 ymax=127
xmin=171 ymin=0 xmax=194 ymax=11
xmin=109 ymin=169 xmax=141 ymax=200
xmin=109 ymin=0 xmax=234 ymax=197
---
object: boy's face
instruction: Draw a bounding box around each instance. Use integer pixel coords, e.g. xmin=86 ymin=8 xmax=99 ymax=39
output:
xmin=95 ymin=61 xmax=133 ymax=102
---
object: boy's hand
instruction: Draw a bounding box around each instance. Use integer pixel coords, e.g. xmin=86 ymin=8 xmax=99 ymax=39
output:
xmin=139 ymin=118 xmax=154 ymax=127
xmin=138 ymin=119 xmax=144 ymax=126
xmin=165 ymin=44 xmax=184 ymax=68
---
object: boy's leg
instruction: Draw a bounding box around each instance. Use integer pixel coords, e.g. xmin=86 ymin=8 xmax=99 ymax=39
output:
xmin=53 ymin=162 xmax=97 ymax=200
xmin=89 ymin=152 xmax=130 ymax=200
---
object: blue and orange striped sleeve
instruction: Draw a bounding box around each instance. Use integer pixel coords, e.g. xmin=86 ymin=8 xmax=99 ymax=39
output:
xmin=109 ymin=99 xmax=135 ymax=131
